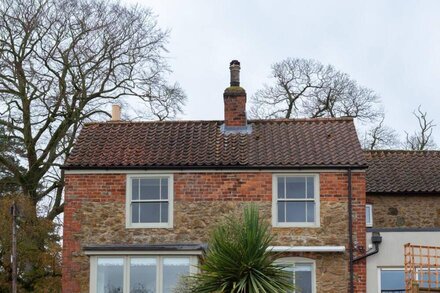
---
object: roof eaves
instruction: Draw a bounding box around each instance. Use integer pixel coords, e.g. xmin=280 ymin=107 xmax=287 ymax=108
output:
xmin=366 ymin=190 xmax=440 ymax=195
xmin=61 ymin=163 xmax=368 ymax=170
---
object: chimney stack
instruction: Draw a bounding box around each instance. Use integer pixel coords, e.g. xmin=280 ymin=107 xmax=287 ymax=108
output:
xmin=111 ymin=104 xmax=121 ymax=121
xmin=224 ymin=60 xmax=247 ymax=128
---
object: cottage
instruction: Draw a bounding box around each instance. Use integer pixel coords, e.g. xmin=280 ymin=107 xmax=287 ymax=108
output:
xmin=62 ymin=61 xmax=369 ymax=293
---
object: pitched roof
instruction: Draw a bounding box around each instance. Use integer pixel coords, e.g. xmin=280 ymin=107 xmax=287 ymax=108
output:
xmin=64 ymin=118 xmax=366 ymax=169
xmin=365 ymin=150 xmax=440 ymax=193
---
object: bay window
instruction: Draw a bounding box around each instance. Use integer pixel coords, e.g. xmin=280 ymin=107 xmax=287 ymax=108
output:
xmin=91 ymin=255 xmax=197 ymax=293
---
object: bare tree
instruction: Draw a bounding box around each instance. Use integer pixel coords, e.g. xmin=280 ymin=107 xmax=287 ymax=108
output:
xmin=135 ymin=82 xmax=186 ymax=121
xmin=405 ymin=106 xmax=436 ymax=150
xmin=0 ymin=0 xmax=186 ymax=220
xmin=361 ymin=116 xmax=399 ymax=150
xmin=250 ymin=58 xmax=382 ymax=122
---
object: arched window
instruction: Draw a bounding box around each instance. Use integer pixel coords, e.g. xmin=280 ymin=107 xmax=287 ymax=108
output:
xmin=276 ymin=257 xmax=316 ymax=293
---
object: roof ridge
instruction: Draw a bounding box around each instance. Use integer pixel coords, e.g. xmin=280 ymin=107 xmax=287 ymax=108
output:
xmin=83 ymin=117 xmax=354 ymax=126
xmin=248 ymin=117 xmax=353 ymax=123
xmin=366 ymin=149 xmax=440 ymax=154
xmin=83 ymin=120 xmax=222 ymax=126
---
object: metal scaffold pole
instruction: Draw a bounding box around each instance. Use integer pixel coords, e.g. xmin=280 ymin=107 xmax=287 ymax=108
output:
xmin=11 ymin=201 xmax=17 ymax=293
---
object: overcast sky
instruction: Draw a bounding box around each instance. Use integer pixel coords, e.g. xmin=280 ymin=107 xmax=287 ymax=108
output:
xmin=127 ymin=0 xmax=440 ymax=145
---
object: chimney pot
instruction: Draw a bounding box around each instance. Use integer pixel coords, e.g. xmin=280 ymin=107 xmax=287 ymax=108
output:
xmin=111 ymin=104 xmax=121 ymax=121
xmin=229 ymin=60 xmax=241 ymax=86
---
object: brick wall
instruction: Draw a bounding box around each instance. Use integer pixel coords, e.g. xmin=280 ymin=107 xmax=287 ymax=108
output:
xmin=367 ymin=193 xmax=440 ymax=228
xmin=62 ymin=171 xmax=366 ymax=293
xmin=352 ymin=173 xmax=367 ymax=293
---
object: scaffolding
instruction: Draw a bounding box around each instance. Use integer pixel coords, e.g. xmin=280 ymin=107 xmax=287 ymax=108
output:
xmin=405 ymin=243 xmax=440 ymax=292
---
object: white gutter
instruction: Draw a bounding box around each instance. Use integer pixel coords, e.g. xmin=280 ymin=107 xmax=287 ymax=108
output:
xmin=268 ymin=246 xmax=346 ymax=253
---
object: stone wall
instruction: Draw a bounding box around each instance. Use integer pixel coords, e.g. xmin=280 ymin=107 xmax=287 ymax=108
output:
xmin=367 ymin=194 xmax=440 ymax=228
xmin=62 ymin=171 xmax=366 ymax=293
xmin=282 ymin=252 xmax=350 ymax=293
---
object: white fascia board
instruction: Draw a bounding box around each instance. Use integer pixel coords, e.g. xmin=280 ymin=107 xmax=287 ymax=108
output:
xmin=268 ymin=246 xmax=346 ymax=253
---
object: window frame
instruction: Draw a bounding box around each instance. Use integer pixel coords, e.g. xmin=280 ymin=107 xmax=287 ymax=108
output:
xmin=366 ymin=204 xmax=373 ymax=227
xmin=377 ymin=267 xmax=405 ymax=293
xmin=272 ymin=174 xmax=320 ymax=228
xmin=90 ymin=254 xmax=198 ymax=293
xmin=276 ymin=257 xmax=316 ymax=293
xmin=125 ymin=174 xmax=174 ymax=228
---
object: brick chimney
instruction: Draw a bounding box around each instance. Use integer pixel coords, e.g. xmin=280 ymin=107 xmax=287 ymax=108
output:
xmin=224 ymin=60 xmax=247 ymax=128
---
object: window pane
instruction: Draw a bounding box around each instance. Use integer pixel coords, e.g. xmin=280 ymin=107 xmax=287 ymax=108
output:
xmin=280 ymin=262 xmax=313 ymax=293
xmin=286 ymin=202 xmax=306 ymax=222
xmin=295 ymin=264 xmax=313 ymax=293
xmin=278 ymin=177 xmax=285 ymax=199
xmin=161 ymin=178 xmax=169 ymax=200
xmin=282 ymin=264 xmax=294 ymax=293
xmin=418 ymin=270 xmax=440 ymax=288
xmin=162 ymin=258 xmax=191 ymax=293
xmin=139 ymin=202 xmax=160 ymax=223
xmin=286 ymin=177 xmax=306 ymax=199
xmin=130 ymin=258 xmax=156 ymax=293
xmin=97 ymin=258 xmax=123 ymax=293
xmin=278 ymin=202 xmax=286 ymax=223
xmin=306 ymin=177 xmax=314 ymax=199
xmin=306 ymin=202 xmax=315 ymax=223
xmin=140 ymin=178 xmax=161 ymax=200
xmin=366 ymin=205 xmax=372 ymax=226
xmin=381 ymin=269 xmax=405 ymax=291
xmin=160 ymin=202 xmax=169 ymax=223
xmin=132 ymin=203 xmax=140 ymax=223
xmin=132 ymin=179 xmax=139 ymax=200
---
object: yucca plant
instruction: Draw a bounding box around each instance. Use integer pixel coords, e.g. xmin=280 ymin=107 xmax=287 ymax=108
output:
xmin=190 ymin=204 xmax=294 ymax=293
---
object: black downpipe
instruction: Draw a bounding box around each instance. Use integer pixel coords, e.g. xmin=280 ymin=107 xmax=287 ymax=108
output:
xmin=353 ymin=232 xmax=383 ymax=262
xmin=348 ymin=168 xmax=354 ymax=293
xmin=353 ymin=242 xmax=379 ymax=262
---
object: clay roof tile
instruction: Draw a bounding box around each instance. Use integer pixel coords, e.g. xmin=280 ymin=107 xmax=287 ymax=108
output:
xmin=365 ymin=150 xmax=440 ymax=193
xmin=64 ymin=118 xmax=366 ymax=169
